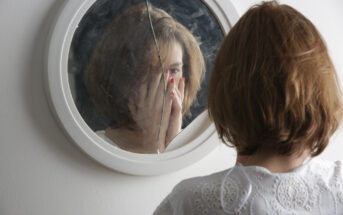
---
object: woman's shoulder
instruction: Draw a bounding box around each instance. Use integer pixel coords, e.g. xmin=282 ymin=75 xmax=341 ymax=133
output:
xmin=153 ymin=169 xmax=231 ymax=215
xmin=172 ymin=168 xmax=232 ymax=199
xmin=178 ymin=168 xmax=230 ymax=187
xmin=307 ymin=158 xmax=343 ymax=180
xmin=308 ymin=159 xmax=343 ymax=196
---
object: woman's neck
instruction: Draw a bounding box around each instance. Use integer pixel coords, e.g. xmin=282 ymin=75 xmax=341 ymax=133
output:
xmin=105 ymin=128 xmax=159 ymax=154
xmin=236 ymin=148 xmax=311 ymax=173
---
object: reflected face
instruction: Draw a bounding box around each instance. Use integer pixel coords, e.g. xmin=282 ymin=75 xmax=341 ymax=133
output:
xmin=68 ymin=0 xmax=224 ymax=154
xmin=166 ymin=41 xmax=183 ymax=87
xmin=108 ymin=41 xmax=184 ymax=154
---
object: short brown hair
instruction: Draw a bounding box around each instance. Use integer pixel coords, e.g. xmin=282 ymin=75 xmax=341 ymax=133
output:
xmin=85 ymin=3 xmax=205 ymax=130
xmin=208 ymin=1 xmax=342 ymax=156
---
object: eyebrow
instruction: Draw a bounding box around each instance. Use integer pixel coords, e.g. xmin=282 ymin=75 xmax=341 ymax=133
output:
xmin=169 ymin=62 xmax=183 ymax=67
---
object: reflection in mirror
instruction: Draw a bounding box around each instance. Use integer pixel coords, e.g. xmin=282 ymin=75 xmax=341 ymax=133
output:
xmin=68 ymin=0 xmax=224 ymax=154
xmin=86 ymin=3 xmax=205 ymax=153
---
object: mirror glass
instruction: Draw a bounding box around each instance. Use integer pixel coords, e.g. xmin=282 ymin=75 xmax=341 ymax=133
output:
xmin=68 ymin=0 xmax=224 ymax=154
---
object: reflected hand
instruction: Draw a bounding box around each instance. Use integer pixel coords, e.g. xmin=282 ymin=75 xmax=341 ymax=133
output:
xmin=129 ymin=70 xmax=174 ymax=153
xmin=165 ymin=77 xmax=185 ymax=147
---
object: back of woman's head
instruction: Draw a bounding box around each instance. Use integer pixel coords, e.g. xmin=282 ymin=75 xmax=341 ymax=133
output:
xmin=208 ymin=1 xmax=342 ymax=157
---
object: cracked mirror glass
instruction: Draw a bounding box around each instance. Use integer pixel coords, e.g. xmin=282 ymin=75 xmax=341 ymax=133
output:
xmin=68 ymin=0 xmax=224 ymax=154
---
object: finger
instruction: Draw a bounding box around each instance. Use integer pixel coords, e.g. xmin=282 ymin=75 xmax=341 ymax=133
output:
xmin=157 ymin=81 xmax=174 ymax=152
xmin=169 ymin=79 xmax=182 ymax=113
xmin=165 ymin=89 xmax=183 ymax=147
xmin=154 ymin=75 xmax=173 ymax=134
xmin=155 ymin=71 xmax=171 ymax=108
xmin=160 ymin=78 xmax=174 ymax=126
xmin=179 ymin=77 xmax=185 ymax=102
xmin=173 ymin=87 xmax=181 ymax=99
xmin=171 ymin=90 xmax=182 ymax=113
xmin=152 ymin=69 xmax=169 ymax=100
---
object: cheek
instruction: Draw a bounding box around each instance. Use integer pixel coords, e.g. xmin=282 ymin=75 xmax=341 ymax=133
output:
xmin=171 ymin=71 xmax=183 ymax=86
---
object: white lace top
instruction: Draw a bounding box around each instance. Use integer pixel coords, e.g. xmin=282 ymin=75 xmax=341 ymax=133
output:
xmin=153 ymin=159 xmax=343 ymax=215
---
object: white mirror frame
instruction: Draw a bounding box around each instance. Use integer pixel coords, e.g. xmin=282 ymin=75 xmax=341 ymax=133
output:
xmin=45 ymin=0 xmax=239 ymax=175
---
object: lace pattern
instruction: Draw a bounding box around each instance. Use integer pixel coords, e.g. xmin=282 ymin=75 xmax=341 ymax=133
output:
xmin=153 ymin=159 xmax=343 ymax=215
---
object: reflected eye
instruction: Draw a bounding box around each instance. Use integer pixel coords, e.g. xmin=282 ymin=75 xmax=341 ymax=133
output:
xmin=170 ymin=68 xmax=180 ymax=74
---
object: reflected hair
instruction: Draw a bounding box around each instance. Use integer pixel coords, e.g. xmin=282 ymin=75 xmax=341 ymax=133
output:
xmin=85 ymin=3 xmax=205 ymax=130
xmin=208 ymin=1 xmax=342 ymax=156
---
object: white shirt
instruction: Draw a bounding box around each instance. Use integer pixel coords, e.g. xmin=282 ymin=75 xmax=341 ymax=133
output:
xmin=154 ymin=159 xmax=343 ymax=214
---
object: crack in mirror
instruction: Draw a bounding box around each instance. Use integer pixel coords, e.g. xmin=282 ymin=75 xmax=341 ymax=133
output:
xmin=68 ymin=0 xmax=224 ymax=154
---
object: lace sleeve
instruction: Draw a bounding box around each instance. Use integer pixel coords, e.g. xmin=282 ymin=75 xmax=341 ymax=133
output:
xmin=153 ymin=180 xmax=195 ymax=215
xmin=153 ymin=197 xmax=174 ymax=215
xmin=335 ymin=160 xmax=343 ymax=205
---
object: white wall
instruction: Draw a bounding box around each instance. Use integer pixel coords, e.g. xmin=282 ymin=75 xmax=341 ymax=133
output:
xmin=0 ymin=1 xmax=342 ymax=215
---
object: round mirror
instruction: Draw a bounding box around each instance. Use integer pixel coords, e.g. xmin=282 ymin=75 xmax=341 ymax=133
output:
xmin=46 ymin=0 xmax=239 ymax=175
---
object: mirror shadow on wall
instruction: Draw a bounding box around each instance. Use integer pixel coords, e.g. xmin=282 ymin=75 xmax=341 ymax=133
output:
xmin=68 ymin=0 xmax=224 ymax=154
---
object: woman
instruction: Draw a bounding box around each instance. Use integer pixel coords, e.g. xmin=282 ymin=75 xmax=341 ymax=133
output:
xmin=154 ymin=1 xmax=343 ymax=214
xmin=85 ymin=3 xmax=205 ymax=153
